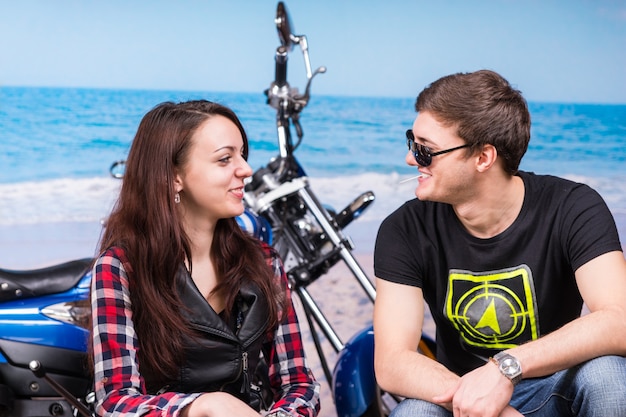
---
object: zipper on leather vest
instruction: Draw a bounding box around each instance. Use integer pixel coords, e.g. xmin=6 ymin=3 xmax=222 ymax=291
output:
xmin=240 ymin=351 xmax=249 ymax=394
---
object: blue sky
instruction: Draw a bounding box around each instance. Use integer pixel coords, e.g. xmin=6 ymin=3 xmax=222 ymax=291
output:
xmin=1 ymin=0 xmax=625 ymax=104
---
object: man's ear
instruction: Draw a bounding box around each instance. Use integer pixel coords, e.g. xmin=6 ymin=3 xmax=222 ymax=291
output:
xmin=476 ymin=144 xmax=498 ymax=173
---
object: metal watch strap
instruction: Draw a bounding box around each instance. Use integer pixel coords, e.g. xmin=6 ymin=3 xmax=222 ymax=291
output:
xmin=490 ymin=351 xmax=522 ymax=386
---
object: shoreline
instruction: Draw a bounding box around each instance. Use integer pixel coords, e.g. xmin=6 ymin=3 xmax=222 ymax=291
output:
xmin=2 ymin=209 xmax=624 ymax=270
xmin=0 ymin=219 xmax=378 ymax=270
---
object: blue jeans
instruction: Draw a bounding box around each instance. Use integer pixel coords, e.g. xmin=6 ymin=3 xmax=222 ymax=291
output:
xmin=390 ymin=355 xmax=626 ymax=416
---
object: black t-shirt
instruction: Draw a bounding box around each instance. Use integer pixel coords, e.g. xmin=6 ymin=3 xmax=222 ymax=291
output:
xmin=374 ymin=171 xmax=622 ymax=375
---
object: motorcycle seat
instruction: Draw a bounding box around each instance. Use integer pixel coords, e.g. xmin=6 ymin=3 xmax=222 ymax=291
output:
xmin=0 ymin=258 xmax=93 ymax=301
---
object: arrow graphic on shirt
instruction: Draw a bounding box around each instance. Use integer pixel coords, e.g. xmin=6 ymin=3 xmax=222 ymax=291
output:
xmin=475 ymin=298 xmax=501 ymax=335
xmin=446 ymin=265 xmax=540 ymax=349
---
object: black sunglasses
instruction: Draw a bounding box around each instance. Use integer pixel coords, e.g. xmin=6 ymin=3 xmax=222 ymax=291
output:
xmin=405 ymin=129 xmax=470 ymax=167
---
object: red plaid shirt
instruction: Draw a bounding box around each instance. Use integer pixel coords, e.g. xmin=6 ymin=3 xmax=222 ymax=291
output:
xmin=91 ymin=245 xmax=320 ymax=417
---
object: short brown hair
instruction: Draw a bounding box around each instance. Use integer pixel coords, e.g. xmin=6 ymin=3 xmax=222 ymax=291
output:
xmin=415 ymin=70 xmax=531 ymax=175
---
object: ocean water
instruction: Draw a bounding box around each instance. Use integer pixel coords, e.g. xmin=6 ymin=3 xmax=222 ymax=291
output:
xmin=1 ymin=87 xmax=625 ymax=266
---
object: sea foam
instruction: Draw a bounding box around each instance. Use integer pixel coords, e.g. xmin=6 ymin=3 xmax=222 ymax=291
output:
xmin=2 ymin=172 xmax=625 ymax=227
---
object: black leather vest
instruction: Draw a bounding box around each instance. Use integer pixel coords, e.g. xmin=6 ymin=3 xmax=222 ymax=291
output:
xmin=147 ymin=267 xmax=271 ymax=407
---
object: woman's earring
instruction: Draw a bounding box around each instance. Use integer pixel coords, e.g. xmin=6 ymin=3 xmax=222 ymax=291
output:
xmin=174 ymin=193 xmax=181 ymax=204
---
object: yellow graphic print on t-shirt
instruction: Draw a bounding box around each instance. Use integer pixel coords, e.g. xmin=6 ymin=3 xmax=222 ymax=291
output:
xmin=444 ymin=265 xmax=539 ymax=349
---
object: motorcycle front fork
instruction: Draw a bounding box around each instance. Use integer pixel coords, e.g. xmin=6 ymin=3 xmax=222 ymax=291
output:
xmin=289 ymin=182 xmax=377 ymax=388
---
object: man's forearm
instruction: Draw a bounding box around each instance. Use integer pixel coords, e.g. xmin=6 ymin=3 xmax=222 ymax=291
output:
xmin=376 ymin=350 xmax=459 ymax=402
xmin=509 ymin=309 xmax=626 ymax=380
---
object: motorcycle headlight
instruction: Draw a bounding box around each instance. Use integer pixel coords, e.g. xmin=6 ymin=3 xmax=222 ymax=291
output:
xmin=41 ymin=300 xmax=91 ymax=330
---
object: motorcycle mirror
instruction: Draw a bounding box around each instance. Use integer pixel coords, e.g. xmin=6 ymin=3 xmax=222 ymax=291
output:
xmin=275 ymin=2 xmax=295 ymax=51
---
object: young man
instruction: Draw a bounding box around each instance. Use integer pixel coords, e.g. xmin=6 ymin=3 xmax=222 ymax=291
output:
xmin=373 ymin=70 xmax=626 ymax=417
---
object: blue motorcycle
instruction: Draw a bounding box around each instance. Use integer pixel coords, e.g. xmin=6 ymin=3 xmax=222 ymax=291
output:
xmin=0 ymin=259 xmax=94 ymax=416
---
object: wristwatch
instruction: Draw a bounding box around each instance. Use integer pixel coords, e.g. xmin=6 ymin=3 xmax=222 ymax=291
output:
xmin=489 ymin=351 xmax=522 ymax=386
xmin=266 ymin=410 xmax=291 ymax=417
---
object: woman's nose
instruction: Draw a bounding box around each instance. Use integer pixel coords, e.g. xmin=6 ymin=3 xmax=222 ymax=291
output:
xmin=238 ymin=158 xmax=253 ymax=177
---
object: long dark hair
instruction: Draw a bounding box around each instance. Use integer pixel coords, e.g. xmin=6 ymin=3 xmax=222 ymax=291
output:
xmin=97 ymin=100 xmax=286 ymax=382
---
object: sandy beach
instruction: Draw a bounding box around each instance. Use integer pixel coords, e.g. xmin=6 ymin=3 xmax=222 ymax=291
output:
xmin=1 ymin=215 xmax=624 ymax=417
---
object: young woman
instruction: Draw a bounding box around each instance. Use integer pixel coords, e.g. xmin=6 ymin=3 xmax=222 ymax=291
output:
xmin=91 ymin=100 xmax=320 ymax=417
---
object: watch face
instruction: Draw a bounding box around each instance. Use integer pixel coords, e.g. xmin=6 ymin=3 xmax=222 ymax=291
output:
xmin=501 ymin=358 xmax=521 ymax=375
xmin=493 ymin=352 xmax=522 ymax=385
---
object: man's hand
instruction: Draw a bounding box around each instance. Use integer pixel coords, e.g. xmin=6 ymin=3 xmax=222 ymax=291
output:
xmin=431 ymin=361 xmax=522 ymax=417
